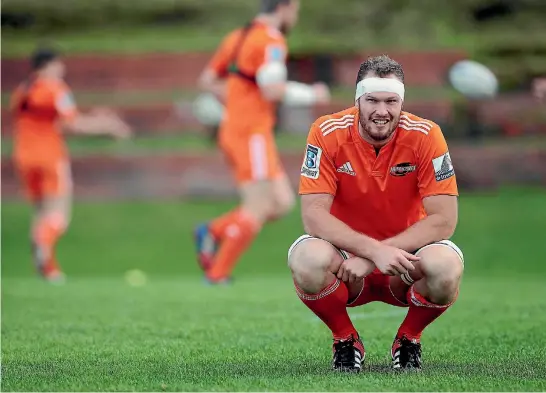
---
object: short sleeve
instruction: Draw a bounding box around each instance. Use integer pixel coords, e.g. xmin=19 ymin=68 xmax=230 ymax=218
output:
xmin=207 ymin=33 xmax=236 ymax=76
xmin=417 ymin=126 xmax=458 ymax=198
xmin=299 ymin=123 xmax=338 ymax=196
xmin=54 ymin=83 xmax=77 ymax=121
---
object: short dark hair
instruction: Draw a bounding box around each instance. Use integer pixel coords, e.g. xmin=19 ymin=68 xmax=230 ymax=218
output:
xmin=356 ymin=55 xmax=405 ymax=85
xmin=260 ymin=0 xmax=292 ymax=13
xmin=30 ymin=47 xmax=59 ymax=70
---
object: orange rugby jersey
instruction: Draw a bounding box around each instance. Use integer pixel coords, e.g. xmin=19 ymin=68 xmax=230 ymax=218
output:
xmin=208 ymin=21 xmax=287 ymax=136
xmin=299 ymin=107 xmax=458 ymax=241
xmin=10 ymin=77 xmax=77 ymax=164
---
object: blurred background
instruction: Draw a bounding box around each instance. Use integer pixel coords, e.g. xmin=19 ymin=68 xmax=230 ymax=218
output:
xmin=2 ymin=0 xmax=545 ymax=202
xmin=1 ymin=2 xmax=546 ymax=391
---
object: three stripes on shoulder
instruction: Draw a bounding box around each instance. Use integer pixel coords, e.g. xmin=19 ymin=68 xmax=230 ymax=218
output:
xmin=320 ymin=114 xmax=355 ymax=137
xmin=319 ymin=114 xmax=433 ymax=137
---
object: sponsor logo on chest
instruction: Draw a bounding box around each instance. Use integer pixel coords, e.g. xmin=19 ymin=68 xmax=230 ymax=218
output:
xmin=390 ymin=162 xmax=417 ymax=177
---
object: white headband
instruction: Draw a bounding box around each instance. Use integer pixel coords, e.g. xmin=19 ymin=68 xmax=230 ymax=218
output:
xmin=355 ymin=77 xmax=405 ymax=102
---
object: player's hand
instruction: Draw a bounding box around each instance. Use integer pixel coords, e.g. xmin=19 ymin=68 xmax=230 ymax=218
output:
xmin=111 ymin=121 xmax=133 ymax=140
xmin=313 ymin=82 xmax=331 ymax=104
xmin=98 ymin=111 xmax=133 ymax=140
xmin=336 ymin=256 xmax=375 ymax=284
xmin=370 ymin=244 xmax=419 ymax=276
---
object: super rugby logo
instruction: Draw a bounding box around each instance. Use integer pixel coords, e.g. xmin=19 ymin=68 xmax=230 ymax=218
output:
xmin=301 ymin=144 xmax=322 ymax=179
xmin=390 ymin=162 xmax=417 ymax=177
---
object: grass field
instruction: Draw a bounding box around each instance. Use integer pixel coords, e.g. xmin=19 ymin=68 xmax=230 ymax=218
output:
xmin=3 ymin=133 xmax=546 ymax=159
xmin=1 ymin=23 xmax=475 ymax=59
xmin=2 ymin=188 xmax=546 ymax=391
xmin=3 ymin=0 xmax=545 ymax=60
xmin=0 ymin=133 xmax=309 ymax=158
xmin=0 ymin=86 xmax=459 ymax=108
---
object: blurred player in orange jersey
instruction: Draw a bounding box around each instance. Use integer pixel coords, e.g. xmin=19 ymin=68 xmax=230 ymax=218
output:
xmin=10 ymin=47 xmax=132 ymax=282
xmin=193 ymin=0 xmax=330 ymax=284
xmin=288 ymin=55 xmax=464 ymax=371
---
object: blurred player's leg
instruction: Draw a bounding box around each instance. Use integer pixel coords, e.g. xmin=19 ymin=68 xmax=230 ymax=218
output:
xmin=196 ymin=175 xmax=294 ymax=281
xmin=195 ymin=133 xmax=295 ymax=283
xmin=204 ymin=180 xmax=273 ymax=282
xmin=389 ymin=241 xmax=464 ymax=370
xmin=267 ymin=173 xmax=296 ymax=222
xmin=288 ymin=236 xmax=366 ymax=372
xmin=30 ymin=161 xmax=72 ymax=282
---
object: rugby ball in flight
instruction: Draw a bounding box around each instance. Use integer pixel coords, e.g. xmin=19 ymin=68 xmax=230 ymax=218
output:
xmin=448 ymin=60 xmax=499 ymax=99
xmin=192 ymin=93 xmax=224 ymax=126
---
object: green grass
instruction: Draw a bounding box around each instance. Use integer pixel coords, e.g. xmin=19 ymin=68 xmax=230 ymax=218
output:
xmin=0 ymin=133 xmax=310 ymax=158
xmin=3 ymin=133 xmax=546 ymax=159
xmin=1 ymin=87 xmax=457 ymax=108
xmin=3 ymin=0 xmax=545 ymax=60
xmin=3 ymin=19 xmax=542 ymax=60
xmin=2 ymin=187 xmax=546 ymax=391
xmin=1 ymin=23 xmax=475 ymax=59
xmin=0 ymin=89 xmax=197 ymax=108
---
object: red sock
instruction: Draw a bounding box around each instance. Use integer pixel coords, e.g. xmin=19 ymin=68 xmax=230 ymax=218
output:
xmin=396 ymin=285 xmax=457 ymax=340
xmin=209 ymin=208 xmax=241 ymax=240
xmin=295 ymin=278 xmax=358 ymax=340
xmin=207 ymin=210 xmax=260 ymax=280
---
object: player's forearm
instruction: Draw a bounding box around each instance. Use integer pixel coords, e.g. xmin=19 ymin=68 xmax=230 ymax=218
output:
xmin=259 ymin=82 xmax=317 ymax=104
xmin=282 ymin=82 xmax=318 ymax=105
xmin=383 ymin=214 xmax=456 ymax=252
xmin=66 ymin=114 xmax=120 ymax=135
xmin=64 ymin=115 xmax=107 ymax=135
xmin=303 ymin=208 xmax=381 ymax=259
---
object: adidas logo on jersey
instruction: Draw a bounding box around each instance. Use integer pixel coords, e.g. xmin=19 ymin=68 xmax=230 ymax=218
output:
xmin=337 ymin=162 xmax=356 ymax=176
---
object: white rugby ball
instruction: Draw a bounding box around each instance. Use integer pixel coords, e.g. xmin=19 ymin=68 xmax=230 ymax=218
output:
xmin=448 ymin=60 xmax=499 ymax=99
xmin=192 ymin=93 xmax=225 ymax=126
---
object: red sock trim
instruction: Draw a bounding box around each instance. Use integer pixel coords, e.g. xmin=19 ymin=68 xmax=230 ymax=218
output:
xmin=408 ymin=286 xmax=457 ymax=308
xmin=294 ymin=278 xmax=340 ymax=301
xmin=388 ymin=284 xmax=409 ymax=306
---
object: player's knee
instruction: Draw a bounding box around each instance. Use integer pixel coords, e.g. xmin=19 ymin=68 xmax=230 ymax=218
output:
xmin=272 ymin=188 xmax=296 ymax=219
xmin=418 ymin=244 xmax=463 ymax=301
xmin=288 ymin=239 xmax=341 ymax=292
xmin=241 ymin=195 xmax=276 ymax=223
xmin=240 ymin=182 xmax=280 ymax=223
xmin=288 ymin=239 xmax=334 ymax=273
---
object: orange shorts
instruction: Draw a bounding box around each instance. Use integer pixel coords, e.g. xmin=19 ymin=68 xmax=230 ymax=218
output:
xmin=14 ymin=158 xmax=72 ymax=202
xmin=220 ymin=131 xmax=283 ymax=184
